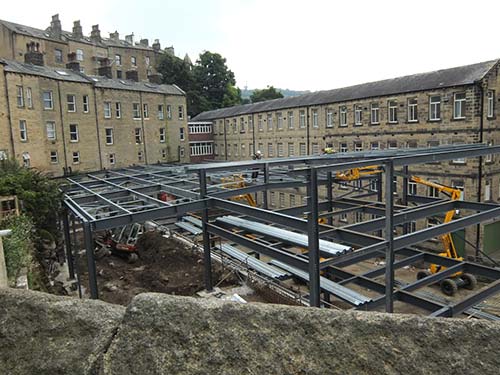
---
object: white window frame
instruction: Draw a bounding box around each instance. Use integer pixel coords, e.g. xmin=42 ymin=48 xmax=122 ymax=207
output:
xmin=370 ymin=103 xmax=379 ymax=124
xmin=69 ymin=124 xmax=79 ymax=142
xmin=267 ymin=113 xmax=273 ymax=131
xmin=258 ymin=115 xmax=263 ymax=131
xmin=105 ymin=128 xmax=114 ymax=145
xmin=354 ymin=105 xmax=362 ymax=126
xmin=26 ymin=87 xmax=33 ymax=109
xmin=277 ymin=112 xmax=283 ymax=130
xmin=180 ymin=127 xmax=185 ymax=141
xmin=50 ymin=150 xmax=58 ymax=164
xmin=429 ymin=95 xmax=441 ymax=121
xmin=46 ymin=121 xmax=56 ymax=140
xmin=178 ymin=105 xmax=184 ymax=120
xmin=16 ymin=86 xmax=24 ymax=107
xmin=268 ymin=143 xmax=274 ymax=157
xmin=189 ymin=142 xmax=214 ymax=156
xmin=159 ymin=128 xmax=166 ymax=143
xmin=370 ymin=141 xmax=379 ymax=150
xmin=354 ymin=141 xmax=362 ymax=152
xmin=104 ymin=102 xmax=111 ymax=118
xmin=115 ymin=54 xmax=122 ymax=66
xmin=72 ymin=151 xmax=80 ymax=164
xmin=487 ymin=90 xmax=495 ymax=118
xmin=326 ymin=108 xmax=333 ymax=128
xmin=67 ymin=94 xmax=76 ymax=112
xmin=143 ymin=103 xmax=149 ymax=119
xmin=133 ymin=103 xmax=141 ymax=119
xmin=388 ymin=140 xmax=398 ymax=149
xmin=312 ymin=143 xmax=319 ymax=155
xmin=408 ymin=181 xmax=417 ymax=196
xmin=76 ymin=49 xmax=84 ymax=61
xmin=115 ymin=102 xmax=121 ymax=118
xmin=109 ymin=153 xmax=115 ymax=165
xmin=388 ymin=100 xmax=398 ymax=123
xmin=288 ymin=143 xmax=295 ymax=157
xmin=299 ymin=110 xmax=306 ymax=128
xmin=453 ymin=93 xmax=466 ymax=119
xmin=158 ymin=104 xmax=164 ymax=120
xmin=43 ymin=91 xmax=53 ymax=110
xmin=340 ymin=142 xmax=348 ymax=153
xmin=167 ymin=105 xmax=172 ymax=119
xmin=83 ymin=95 xmax=89 ymax=113
xmin=312 ymin=109 xmax=319 ymax=128
xmin=288 ymin=111 xmax=294 ymax=129
xmin=135 ymin=128 xmax=142 ymax=144
xmin=19 ymin=120 xmax=27 ymax=141
xmin=299 ymin=143 xmax=306 ymax=156
xmin=270 ymin=192 xmax=276 ymax=207
xmin=340 ymin=106 xmax=347 ymax=127
xmin=408 ymin=98 xmax=418 ymax=122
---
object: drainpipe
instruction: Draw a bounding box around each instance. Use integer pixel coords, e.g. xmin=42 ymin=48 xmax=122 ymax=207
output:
xmin=56 ymin=81 xmax=69 ymax=172
xmin=475 ymin=81 xmax=484 ymax=259
xmin=139 ymin=92 xmax=148 ymax=164
xmin=92 ymin=86 xmax=103 ymax=170
xmin=223 ymin=118 xmax=228 ymax=161
xmin=252 ymin=113 xmax=256 ymax=156
xmin=3 ymin=71 xmax=15 ymax=160
xmin=306 ymin=106 xmax=310 ymax=155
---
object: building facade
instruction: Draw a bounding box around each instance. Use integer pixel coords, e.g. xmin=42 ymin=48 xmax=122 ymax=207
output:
xmin=0 ymin=53 xmax=189 ymax=176
xmin=191 ymin=60 xmax=500 ymax=256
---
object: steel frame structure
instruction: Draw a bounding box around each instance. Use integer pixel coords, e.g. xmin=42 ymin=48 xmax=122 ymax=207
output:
xmin=62 ymin=144 xmax=500 ymax=317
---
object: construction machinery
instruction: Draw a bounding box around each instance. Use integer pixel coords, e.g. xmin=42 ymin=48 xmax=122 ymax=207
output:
xmin=334 ymin=166 xmax=477 ymax=296
xmin=221 ymin=175 xmax=256 ymax=207
xmin=95 ymin=223 xmax=142 ymax=263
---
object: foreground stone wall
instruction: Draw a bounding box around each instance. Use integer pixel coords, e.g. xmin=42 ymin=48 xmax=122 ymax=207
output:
xmin=1 ymin=289 xmax=499 ymax=375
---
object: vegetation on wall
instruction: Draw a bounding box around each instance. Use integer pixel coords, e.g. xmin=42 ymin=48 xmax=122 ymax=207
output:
xmin=0 ymin=214 xmax=33 ymax=282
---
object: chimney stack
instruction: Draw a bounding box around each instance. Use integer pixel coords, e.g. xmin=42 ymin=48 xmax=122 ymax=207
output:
xmin=72 ymin=20 xmax=83 ymax=39
xmin=66 ymin=61 xmax=81 ymax=72
xmin=139 ymin=38 xmax=149 ymax=47
xmin=90 ymin=25 xmax=101 ymax=43
xmin=152 ymin=39 xmax=161 ymax=52
xmin=148 ymin=72 xmax=163 ymax=84
xmin=50 ymin=14 xmax=62 ymax=39
xmin=109 ymin=31 xmax=119 ymax=41
xmin=24 ymin=42 xmax=44 ymax=66
xmin=125 ymin=70 xmax=139 ymax=82
xmin=98 ymin=66 xmax=112 ymax=78
xmin=125 ymin=34 xmax=134 ymax=44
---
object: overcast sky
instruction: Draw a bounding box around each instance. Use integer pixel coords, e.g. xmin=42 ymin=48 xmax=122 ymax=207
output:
xmin=3 ymin=0 xmax=499 ymax=91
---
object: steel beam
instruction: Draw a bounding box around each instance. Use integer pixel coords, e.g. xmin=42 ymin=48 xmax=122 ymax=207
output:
xmin=83 ymin=222 xmax=98 ymax=299
xmin=384 ymin=161 xmax=395 ymax=313
xmin=307 ymin=168 xmax=321 ymax=307
xmin=199 ymin=169 xmax=213 ymax=291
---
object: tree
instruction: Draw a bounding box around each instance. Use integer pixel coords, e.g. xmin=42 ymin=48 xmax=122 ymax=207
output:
xmin=192 ymin=51 xmax=241 ymax=112
xmin=157 ymin=53 xmax=194 ymax=93
xmin=250 ymin=86 xmax=284 ymax=103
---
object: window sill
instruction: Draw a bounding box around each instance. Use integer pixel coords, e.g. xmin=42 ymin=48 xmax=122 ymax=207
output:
xmin=369 ymin=122 xmax=380 ymax=126
xmin=406 ymin=120 xmax=419 ymax=124
xmin=354 ymin=124 xmax=363 ymax=127
xmin=387 ymin=121 xmax=398 ymax=125
xmin=428 ymin=119 xmax=441 ymax=123
xmin=451 ymin=117 xmax=466 ymax=121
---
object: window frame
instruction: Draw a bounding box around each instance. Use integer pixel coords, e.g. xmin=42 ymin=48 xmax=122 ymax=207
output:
xmin=16 ymin=86 xmax=24 ymax=107
xmin=83 ymin=95 xmax=89 ymax=113
xmin=453 ymin=92 xmax=466 ymax=119
xmin=370 ymin=103 xmax=380 ymax=124
xmin=429 ymin=95 xmax=441 ymax=121
xmin=115 ymin=102 xmax=121 ymax=118
xmin=69 ymin=124 xmax=79 ymax=142
xmin=46 ymin=121 xmax=56 ymax=141
xmin=19 ymin=120 xmax=27 ymax=141
xmin=105 ymin=128 xmax=114 ymax=145
xmin=340 ymin=106 xmax=347 ymax=127
xmin=104 ymin=102 xmax=112 ymax=118
xmin=67 ymin=94 xmax=76 ymax=113
xmin=388 ymin=100 xmax=398 ymax=123
xmin=407 ymin=98 xmax=418 ymax=122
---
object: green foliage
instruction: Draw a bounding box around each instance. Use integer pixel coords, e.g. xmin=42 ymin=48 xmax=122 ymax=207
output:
xmin=0 ymin=159 xmax=62 ymax=236
xmin=0 ymin=214 xmax=33 ymax=281
xmin=250 ymin=86 xmax=284 ymax=103
xmin=157 ymin=50 xmax=241 ymax=117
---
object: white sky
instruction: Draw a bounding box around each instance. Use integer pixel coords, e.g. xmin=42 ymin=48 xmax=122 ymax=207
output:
xmin=3 ymin=0 xmax=500 ymax=91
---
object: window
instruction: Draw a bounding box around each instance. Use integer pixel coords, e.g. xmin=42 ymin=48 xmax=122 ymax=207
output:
xmin=279 ymin=192 xmax=285 ymax=208
xmin=69 ymin=124 xmax=79 ymax=142
xmin=72 ymin=151 xmax=80 ymax=164
xmin=312 ymin=109 xmax=318 ymax=128
xmin=409 ymin=221 xmax=417 ymax=233
xmin=270 ymin=192 xmax=276 ymax=206
xmin=219 ymin=120 xmax=224 ymax=134
xmin=388 ymin=140 xmax=398 ymax=149
xmin=25 ymin=88 xmax=33 ymax=109
xmin=268 ymin=143 xmax=274 ymax=157
xmin=214 ymin=143 xmax=219 ymax=156
xmin=101 ymin=102 xmax=111 ymax=118
xmin=131 ymin=56 xmax=137 ymax=66
xmin=138 ymin=151 xmax=144 ymax=162
xmin=370 ymin=103 xmax=379 ymax=124
xmin=340 ymin=142 xmax=348 ymax=153
xmin=178 ymin=105 xmax=184 ymax=120
xmin=143 ymin=104 xmax=149 ymax=119
xmin=227 ymin=144 xmax=231 ymax=156
xmin=354 ymin=105 xmax=362 ymax=125
xmin=76 ymin=49 xmax=83 ymax=61
xmin=278 ymin=143 xmax=284 ymax=157
xmin=115 ymin=54 xmax=122 ymax=66
xmin=167 ymin=105 xmax=172 ymax=119
xmin=452 ymin=142 xmax=465 ymax=164
xmin=453 ymin=93 xmax=466 ymax=119
xmin=408 ymin=181 xmax=417 ymax=196
xmin=451 ymin=180 xmax=465 ymax=200
xmin=180 ymin=127 xmax=185 ymax=141
xmin=326 ymin=108 xmax=333 ymax=128
xmin=340 ymin=212 xmax=348 ymax=222
xmin=267 ymin=113 xmax=273 ymax=131
xmin=428 ymin=180 xmax=440 ymax=198
xmin=277 ymin=112 xmax=283 ymax=130
xmin=393 ymin=177 xmax=398 ymax=194
xmin=83 ymin=95 xmax=89 ymax=113
xmin=109 ymin=153 xmax=115 ymax=165
xmin=161 ymin=148 xmax=167 ymax=159
xmin=116 ymin=70 xmax=122 ymax=79
xmin=158 ymin=105 xmax=164 ymax=120
xmin=46 ymin=122 xmax=56 ymax=140
xmin=370 ymin=179 xmax=378 ymax=192
xmin=429 ymin=95 xmax=441 ymax=121
xmin=19 ymin=120 xmax=27 ymax=141
xmin=113 ymin=102 xmax=120 ymax=118
xmin=370 ymin=141 xmax=379 ymax=150
xmin=299 ymin=143 xmax=306 ymax=156
xmin=258 ymin=115 xmax=263 ymax=131
xmin=340 ymin=106 xmax=347 ymax=127
xmin=290 ymin=194 xmax=296 ymax=206
xmin=312 ymin=143 xmax=319 ymax=155
xmin=50 ymin=151 xmax=58 ymax=164
xmin=428 ymin=140 xmax=439 ymax=148
xmin=354 ymin=141 xmax=362 ymax=152
xmin=145 ymin=56 xmax=150 ymax=66
xmin=241 ymin=144 xmax=246 ymax=157
xmin=486 ymin=141 xmax=494 ymax=163
xmin=355 ymin=212 xmax=363 ymax=223
xmin=67 ymin=95 xmax=76 ymax=112
xmin=16 ymin=86 xmax=24 ymax=107
xmin=388 ymin=100 xmax=398 ymax=123
xmin=248 ymin=116 xmax=253 ymax=132
xmin=189 ymin=142 xmax=213 ymax=156
xmin=408 ymin=98 xmax=418 ymax=122
xmin=299 ymin=110 xmax=306 ymax=128
xmin=188 ymin=123 xmax=212 ymax=134
xmin=159 ymin=128 xmax=166 ymax=143
xmin=135 ymin=128 xmax=142 ymax=144
xmin=180 ymin=147 xmax=185 ymax=158
xmin=288 ymin=111 xmax=294 ymax=129
xmin=234 ymin=144 xmax=239 ymax=157
xmin=133 ymin=103 xmax=141 ymax=119
xmin=288 ymin=143 xmax=295 ymax=157
xmin=240 ymin=117 xmax=245 ymax=132
xmin=485 ymin=180 xmax=492 ymax=201
xmin=105 ymin=128 xmax=114 ymax=145
xmin=487 ymin=91 xmax=495 ymax=118
xmin=55 ymin=49 xmax=63 ymax=63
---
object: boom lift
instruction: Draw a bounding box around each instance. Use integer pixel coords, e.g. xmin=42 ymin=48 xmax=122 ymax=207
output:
xmin=220 ymin=175 xmax=256 ymax=207
xmin=334 ymin=167 xmax=477 ymax=296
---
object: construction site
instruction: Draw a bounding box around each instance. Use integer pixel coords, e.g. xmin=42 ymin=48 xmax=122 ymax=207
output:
xmin=60 ymin=143 xmax=500 ymax=318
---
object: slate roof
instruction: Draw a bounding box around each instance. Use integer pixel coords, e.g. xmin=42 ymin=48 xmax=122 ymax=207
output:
xmin=0 ymin=19 xmax=156 ymax=51
xmin=192 ymin=59 xmax=498 ymax=121
xmin=1 ymin=59 xmax=185 ymax=95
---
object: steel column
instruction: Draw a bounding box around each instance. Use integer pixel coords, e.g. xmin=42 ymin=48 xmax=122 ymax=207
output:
xmin=263 ymin=163 xmax=269 ymax=209
xmin=401 ymin=165 xmax=409 ymax=234
xmin=83 ymin=222 xmax=98 ymax=299
xmin=307 ymin=168 xmax=321 ymax=307
xmin=384 ymin=161 xmax=395 ymax=313
xmin=199 ymin=169 xmax=213 ymax=291
xmin=326 ymin=172 xmax=333 ymax=225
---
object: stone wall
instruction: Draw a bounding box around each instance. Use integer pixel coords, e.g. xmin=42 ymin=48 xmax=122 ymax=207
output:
xmin=1 ymin=288 xmax=499 ymax=375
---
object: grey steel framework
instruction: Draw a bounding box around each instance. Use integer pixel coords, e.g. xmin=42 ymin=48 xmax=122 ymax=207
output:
xmin=62 ymin=144 xmax=500 ymax=317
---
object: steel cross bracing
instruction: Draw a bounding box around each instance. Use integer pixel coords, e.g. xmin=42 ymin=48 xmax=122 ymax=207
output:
xmin=62 ymin=144 xmax=500 ymax=318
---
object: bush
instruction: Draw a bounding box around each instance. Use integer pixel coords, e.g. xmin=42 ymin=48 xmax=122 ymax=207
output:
xmin=0 ymin=215 xmax=33 ymax=282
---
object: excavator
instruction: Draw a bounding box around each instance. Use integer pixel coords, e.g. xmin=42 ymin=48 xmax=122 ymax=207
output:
xmin=334 ymin=166 xmax=477 ymax=296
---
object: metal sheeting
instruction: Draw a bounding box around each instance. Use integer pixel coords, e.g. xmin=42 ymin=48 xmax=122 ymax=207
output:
xmin=175 ymin=221 xmax=202 ymax=235
xmin=270 ymin=260 xmax=371 ymax=306
xmin=216 ymin=243 xmax=291 ymax=280
xmin=183 ymin=215 xmax=202 ymax=227
xmin=216 ymin=215 xmax=352 ymax=257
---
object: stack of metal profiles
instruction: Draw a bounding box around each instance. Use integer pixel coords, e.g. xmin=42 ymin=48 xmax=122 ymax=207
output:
xmin=175 ymin=221 xmax=202 ymax=235
xmin=270 ymin=260 xmax=371 ymax=306
xmin=182 ymin=215 xmax=203 ymax=227
xmin=216 ymin=216 xmax=353 ymax=257
xmin=216 ymin=243 xmax=291 ymax=280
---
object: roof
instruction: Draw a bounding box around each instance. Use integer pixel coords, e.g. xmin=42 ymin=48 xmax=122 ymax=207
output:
xmin=192 ymin=59 xmax=498 ymax=121
xmin=1 ymin=59 xmax=185 ymax=95
xmin=0 ymin=19 xmax=157 ymax=52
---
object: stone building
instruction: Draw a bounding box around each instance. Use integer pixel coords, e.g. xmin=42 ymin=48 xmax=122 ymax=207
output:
xmin=191 ymin=60 xmax=500 ymax=255
xmin=0 ymin=51 xmax=189 ymax=176
xmin=0 ymin=14 xmax=169 ymax=81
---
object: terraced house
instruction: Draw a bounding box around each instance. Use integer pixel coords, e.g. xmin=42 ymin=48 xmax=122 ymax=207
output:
xmin=191 ymin=60 xmax=500 ymax=242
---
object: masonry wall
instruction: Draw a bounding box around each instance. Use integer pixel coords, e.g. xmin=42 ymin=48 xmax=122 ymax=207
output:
xmin=0 ymin=64 xmax=13 ymax=159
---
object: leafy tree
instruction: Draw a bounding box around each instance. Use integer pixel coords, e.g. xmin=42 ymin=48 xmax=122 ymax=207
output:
xmin=157 ymin=53 xmax=194 ymax=92
xmin=250 ymin=86 xmax=284 ymax=103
